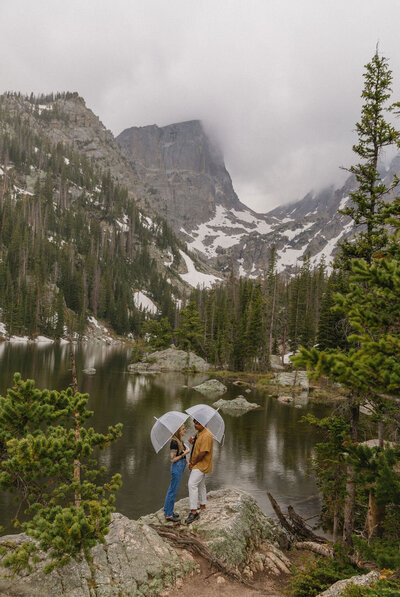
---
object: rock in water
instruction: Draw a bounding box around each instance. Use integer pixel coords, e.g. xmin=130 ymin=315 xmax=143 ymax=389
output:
xmin=82 ymin=367 xmax=96 ymax=374
xmin=193 ymin=379 xmax=227 ymax=397
xmin=127 ymin=348 xmax=210 ymax=372
xmin=213 ymin=395 xmax=259 ymax=415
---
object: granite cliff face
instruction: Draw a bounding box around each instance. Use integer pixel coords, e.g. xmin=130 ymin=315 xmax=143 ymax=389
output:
xmin=117 ymin=120 xmax=243 ymax=229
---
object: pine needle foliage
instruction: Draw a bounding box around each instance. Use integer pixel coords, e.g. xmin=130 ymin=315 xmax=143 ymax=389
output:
xmin=0 ymin=373 xmax=122 ymax=574
xmin=337 ymin=51 xmax=400 ymax=267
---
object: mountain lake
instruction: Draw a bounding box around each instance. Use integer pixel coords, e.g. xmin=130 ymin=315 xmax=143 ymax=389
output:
xmin=0 ymin=342 xmax=329 ymax=532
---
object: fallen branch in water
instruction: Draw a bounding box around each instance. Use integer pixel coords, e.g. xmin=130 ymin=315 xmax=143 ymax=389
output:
xmin=267 ymin=492 xmax=326 ymax=543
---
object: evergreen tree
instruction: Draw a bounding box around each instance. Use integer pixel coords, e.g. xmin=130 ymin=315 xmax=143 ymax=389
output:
xmin=176 ymin=301 xmax=204 ymax=354
xmin=336 ymin=51 xmax=400 ymax=267
xmin=293 ymin=223 xmax=400 ymax=543
xmin=142 ymin=317 xmax=172 ymax=350
xmin=0 ymin=374 xmax=122 ymax=573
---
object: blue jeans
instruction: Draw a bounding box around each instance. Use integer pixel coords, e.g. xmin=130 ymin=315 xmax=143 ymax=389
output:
xmin=163 ymin=458 xmax=186 ymax=517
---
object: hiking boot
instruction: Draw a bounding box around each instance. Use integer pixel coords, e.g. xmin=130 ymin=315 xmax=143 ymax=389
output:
xmin=165 ymin=513 xmax=180 ymax=523
xmin=185 ymin=512 xmax=199 ymax=524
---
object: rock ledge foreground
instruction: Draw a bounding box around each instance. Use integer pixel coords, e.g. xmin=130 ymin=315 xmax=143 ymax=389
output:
xmin=0 ymin=488 xmax=288 ymax=596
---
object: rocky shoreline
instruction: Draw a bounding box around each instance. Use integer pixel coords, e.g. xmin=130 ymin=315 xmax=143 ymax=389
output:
xmin=0 ymin=488 xmax=288 ymax=597
xmin=0 ymin=488 xmax=382 ymax=597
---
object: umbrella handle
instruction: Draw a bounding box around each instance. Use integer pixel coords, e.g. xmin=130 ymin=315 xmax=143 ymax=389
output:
xmin=220 ymin=433 xmax=225 ymax=447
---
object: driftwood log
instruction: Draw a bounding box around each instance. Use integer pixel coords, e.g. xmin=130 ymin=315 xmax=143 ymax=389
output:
xmin=294 ymin=541 xmax=377 ymax=571
xmin=267 ymin=492 xmax=326 ymax=543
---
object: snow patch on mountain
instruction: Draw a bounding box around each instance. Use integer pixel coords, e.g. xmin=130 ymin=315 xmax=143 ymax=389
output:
xmin=179 ymin=250 xmax=221 ymax=288
xmin=133 ymin=291 xmax=159 ymax=314
xmin=310 ymin=222 xmax=354 ymax=271
xmin=186 ymin=205 xmax=275 ymax=258
xmin=276 ymin=246 xmax=307 ymax=270
xmin=281 ymin=222 xmax=314 ymax=241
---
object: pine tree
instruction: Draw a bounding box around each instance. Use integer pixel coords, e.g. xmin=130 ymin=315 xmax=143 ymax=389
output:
xmin=294 ymin=222 xmax=400 ymax=543
xmin=176 ymin=301 xmax=204 ymax=354
xmin=0 ymin=374 xmax=122 ymax=573
xmin=142 ymin=317 xmax=172 ymax=350
xmin=336 ymin=50 xmax=400 ymax=267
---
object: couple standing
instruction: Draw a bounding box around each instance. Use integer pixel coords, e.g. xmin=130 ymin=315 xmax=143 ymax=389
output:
xmin=163 ymin=418 xmax=213 ymax=524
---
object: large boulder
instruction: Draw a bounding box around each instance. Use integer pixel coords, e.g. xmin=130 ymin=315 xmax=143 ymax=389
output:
xmin=316 ymin=571 xmax=380 ymax=596
xmin=274 ymin=371 xmax=309 ymax=392
xmin=213 ymin=395 xmax=260 ymax=415
xmin=141 ymin=488 xmax=288 ymax=570
xmin=127 ymin=348 xmax=210 ymax=373
xmin=0 ymin=513 xmax=196 ymax=597
xmin=193 ymin=379 xmax=227 ymax=397
xmin=270 ymin=355 xmax=285 ymax=371
xmin=0 ymin=489 xmax=290 ymax=596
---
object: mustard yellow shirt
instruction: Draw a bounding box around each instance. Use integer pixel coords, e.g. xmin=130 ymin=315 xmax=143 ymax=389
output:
xmin=192 ymin=427 xmax=213 ymax=474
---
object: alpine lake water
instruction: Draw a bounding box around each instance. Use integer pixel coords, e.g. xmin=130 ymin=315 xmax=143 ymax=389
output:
xmin=0 ymin=342 xmax=330 ymax=533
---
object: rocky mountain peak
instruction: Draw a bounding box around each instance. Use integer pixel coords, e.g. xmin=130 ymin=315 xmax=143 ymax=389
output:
xmin=116 ymin=119 xmax=243 ymax=229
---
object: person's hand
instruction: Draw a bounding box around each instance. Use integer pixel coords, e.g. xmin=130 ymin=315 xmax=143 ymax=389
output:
xmin=188 ymin=462 xmax=193 ymax=470
xmin=188 ymin=436 xmax=195 ymax=444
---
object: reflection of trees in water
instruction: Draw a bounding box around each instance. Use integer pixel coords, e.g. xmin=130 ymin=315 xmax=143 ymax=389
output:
xmin=0 ymin=346 xmax=331 ymax=521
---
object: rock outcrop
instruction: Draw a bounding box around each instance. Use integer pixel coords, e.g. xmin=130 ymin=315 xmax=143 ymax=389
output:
xmin=127 ymin=348 xmax=210 ymax=373
xmin=0 ymin=513 xmax=196 ymax=597
xmin=213 ymin=395 xmax=260 ymax=415
xmin=193 ymin=379 xmax=227 ymax=397
xmin=316 ymin=570 xmax=380 ymax=596
xmin=0 ymin=488 xmax=290 ymax=596
xmin=141 ymin=488 xmax=289 ymax=570
xmin=117 ymin=120 xmax=243 ymax=231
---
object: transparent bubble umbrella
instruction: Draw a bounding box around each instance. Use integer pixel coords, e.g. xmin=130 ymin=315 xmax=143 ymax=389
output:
xmin=150 ymin=411 xmax=189 ymax=454
xmin=185 ymin=404 xmax=225 ymax=443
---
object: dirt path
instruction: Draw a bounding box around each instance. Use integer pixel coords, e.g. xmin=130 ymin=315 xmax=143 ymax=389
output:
xmin=171 ymin=550 xmax=303 ymax=597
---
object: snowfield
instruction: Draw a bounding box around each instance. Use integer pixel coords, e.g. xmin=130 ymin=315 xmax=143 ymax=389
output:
xmin=133 ymin=291 xmax=159 ymax=314
xmin=179 ymin=250 xmax=221 ymax=288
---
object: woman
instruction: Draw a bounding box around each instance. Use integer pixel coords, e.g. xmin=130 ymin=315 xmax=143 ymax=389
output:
xmin=163 ymin=424 xmax=190 ymax=522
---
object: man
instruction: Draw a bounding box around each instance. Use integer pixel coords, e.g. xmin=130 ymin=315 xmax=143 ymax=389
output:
xmin=185 ymin=419 xmax=213 ymax=524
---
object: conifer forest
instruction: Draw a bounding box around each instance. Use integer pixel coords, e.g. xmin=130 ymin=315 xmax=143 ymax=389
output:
xmin=0 ymin=48 xmax=400 ymax=596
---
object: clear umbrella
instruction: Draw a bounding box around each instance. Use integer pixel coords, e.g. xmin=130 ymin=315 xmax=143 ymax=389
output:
xmin=150 ymin=411 xmax=189 ymax=453
xmin=185 ymin=404 xmax=225 ymax=443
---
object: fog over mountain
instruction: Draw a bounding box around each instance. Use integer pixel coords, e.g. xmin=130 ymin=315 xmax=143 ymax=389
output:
xmin=1 ymin=1 xmax=400 ymax=211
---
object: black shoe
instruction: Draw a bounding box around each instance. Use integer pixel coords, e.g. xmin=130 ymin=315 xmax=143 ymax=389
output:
xmin=185 ymin=512 xmax=199 ymax=525
xmin=165 ymin=513 xmax=180 ymax=523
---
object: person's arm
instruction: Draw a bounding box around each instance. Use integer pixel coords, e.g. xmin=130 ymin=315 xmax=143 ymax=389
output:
xmin=190 ymin=450 xmax=207 ymax=466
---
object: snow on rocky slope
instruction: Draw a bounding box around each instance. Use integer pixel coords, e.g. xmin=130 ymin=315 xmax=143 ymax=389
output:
xmin=117 ymin=118 xmax=400 ymax=277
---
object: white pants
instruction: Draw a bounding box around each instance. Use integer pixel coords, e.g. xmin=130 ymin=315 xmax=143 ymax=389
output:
xmin=188 ymin=468 xmax=207 ymax=510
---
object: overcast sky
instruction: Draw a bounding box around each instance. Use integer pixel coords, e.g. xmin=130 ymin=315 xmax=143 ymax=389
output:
xmin=1 ymin=1 xmax=400 ymax=211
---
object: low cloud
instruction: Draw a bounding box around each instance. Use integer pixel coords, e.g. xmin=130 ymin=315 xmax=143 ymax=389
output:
xmin=1 ymin=0 xmax=400 ymax=211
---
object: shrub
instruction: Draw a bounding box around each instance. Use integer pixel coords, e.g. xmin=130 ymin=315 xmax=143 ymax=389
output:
xmin=289 ymin=555 xmax=358 ymax=597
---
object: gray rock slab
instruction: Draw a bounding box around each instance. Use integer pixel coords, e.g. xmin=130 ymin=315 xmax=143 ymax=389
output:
xmin=270 ymin=355 xmax=285 ymax=371
xmin=141 ymin=488 xmax=287 ymax=569
xmin=0 ymin=513 xmax=196 ymax=597
xmin=82 ymin=367 xmax=96 ymax=374
xmin=212 ymin=396 xmax=259 ymax=415
xmin=128 ymin=348 xmax=210 ymax=373
xmin=316 ymin=570 xmax=379 ymax=596
xmin=275 ymin=371 xmax=309 ymax=391
xmin=193 ymin=379 xmax=227 ymax=397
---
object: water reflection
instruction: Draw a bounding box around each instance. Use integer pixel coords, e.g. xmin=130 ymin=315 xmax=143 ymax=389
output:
xmin=0 ymin=343 xmax=328 ymax=532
